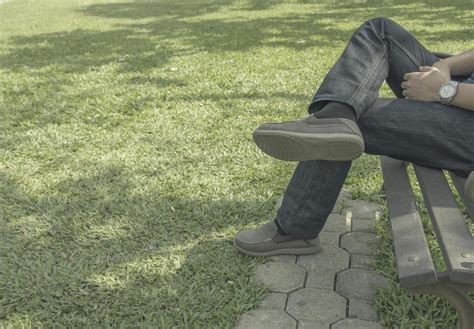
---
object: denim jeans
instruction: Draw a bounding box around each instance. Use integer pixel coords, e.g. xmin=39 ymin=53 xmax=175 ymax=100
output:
xmin=276 ymin=17 xmax=474 ymax=240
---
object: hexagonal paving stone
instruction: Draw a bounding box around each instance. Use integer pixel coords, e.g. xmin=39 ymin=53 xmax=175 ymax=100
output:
xmin=336 ymin=268 xmax=389 ymax=301
xmin=342 ymin=200 xmax=384 ymax=220
xmin=297 ymin=246 xmax=349 ymax=272
xmin=235 ymin=309 xmax=297 ymax=329
xmin=318 ymin=232 xmax=340 ymax=247
xmin=331 ymin=318 xmax=383 ymax=329
xmin=321 ymin=214 xmax=351 ymax=234
xmin=255 ymin=262 xmax=305 ymax=293
xmin=332 ymin=189 xmax=353 ymax=214
xmin=305 ymin=269 xmax=335 ymax=290
xmin=331 ymin=202 xmax=343 ymax=214
xmin=337 ymin=189 xmax=352 ymax=202
xmin=352 ymin=218 xmax=375 ymax=232
xmin=269 ymin=255 xmax=297 ymax=264
xmin=298 ymin=319 xmax=331 ymax=328
xmin=286 ymin=288 xmax=346 ymax=323
xmin=349 ymin=298 xmax=379 ymax=321
xmin=350 ymin=254 xmax=375 ymax=270
xmin=340 ymin=232 xmax=378 ymax=255
xmin=258 ymin=292 xmax=287 ymax=310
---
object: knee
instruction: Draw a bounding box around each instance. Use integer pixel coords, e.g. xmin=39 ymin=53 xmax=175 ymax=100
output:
xmin=363 ymin=17 xmax=401 ymax=33
xmin=366 ymin=17 xmax=391 ymax=25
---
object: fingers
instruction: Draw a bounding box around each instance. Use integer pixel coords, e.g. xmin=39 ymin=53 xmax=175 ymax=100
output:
xmin=419 ymin=66 xmax=432 ymax=72
xmin=401 ymin=81 xmax=410 ymax=99
xmin=404 ymin=66 xmax=433 ymax=80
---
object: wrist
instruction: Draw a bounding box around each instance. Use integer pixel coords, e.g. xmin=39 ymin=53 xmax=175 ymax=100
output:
xmin=433 ymin=59 xmax=452 ymax=74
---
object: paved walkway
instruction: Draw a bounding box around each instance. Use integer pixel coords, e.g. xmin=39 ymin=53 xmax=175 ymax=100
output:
xmin=236 ymin=190 xmax=389 ymax=329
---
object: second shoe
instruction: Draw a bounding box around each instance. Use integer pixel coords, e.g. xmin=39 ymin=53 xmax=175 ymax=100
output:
xmin=252 ymin=116 xmax=365 ymax=161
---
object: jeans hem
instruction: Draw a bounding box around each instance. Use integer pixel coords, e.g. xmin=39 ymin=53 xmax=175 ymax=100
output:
xmin=308 ymin=97 xmax=358 ymax=116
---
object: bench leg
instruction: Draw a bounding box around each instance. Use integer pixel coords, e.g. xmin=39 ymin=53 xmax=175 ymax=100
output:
xmin=407 ymin=273 xmax=473 ymax=329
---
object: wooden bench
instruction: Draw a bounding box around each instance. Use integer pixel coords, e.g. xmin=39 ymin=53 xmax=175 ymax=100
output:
xmin=381 ymin=156 xmax=474 ymax=328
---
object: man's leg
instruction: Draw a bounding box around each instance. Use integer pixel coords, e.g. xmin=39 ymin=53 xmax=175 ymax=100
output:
xmin=359 ymin=98 xmax=474 ymax=177
xmin=274 ymin=98 xmax=474 ymax=241
xmin=252 ymin=17 xmax=440 ymax=162
xmin=274 ymin=160 xmax=351 ymax=239
xmin=309 ymin=17 xmax=438 ymax=117
xmin=234 ymin=17 xmax=470 ymax=255
xmin=235 ymin=98 xmax=474 ymax=255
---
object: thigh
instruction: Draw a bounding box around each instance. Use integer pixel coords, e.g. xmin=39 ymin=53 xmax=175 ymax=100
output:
xmin=378 ymin=18 xmax=439 ymax=98
xmin=359 ymin=98 xmax=474 ymax=176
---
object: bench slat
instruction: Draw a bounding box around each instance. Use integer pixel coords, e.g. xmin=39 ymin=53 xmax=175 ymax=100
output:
xmin=414 ymin=165 xmax=474 ymax=285
xmin=448 ymin=171 xmax=474 ymax=221
xmin=380 ymin=157 xmax=437 ymax=287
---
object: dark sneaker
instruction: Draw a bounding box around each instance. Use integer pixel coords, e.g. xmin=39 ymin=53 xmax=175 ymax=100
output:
xmin=465 ymin=172 xmax=474 ymax=203
xmin=233 ymin=221 xmax=322 ymax=257
xmin=252 ymin=116 xmax=364 ymax=161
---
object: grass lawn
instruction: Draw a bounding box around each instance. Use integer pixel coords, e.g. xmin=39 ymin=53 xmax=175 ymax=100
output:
xmin=0 ymin=0 xmax=472 ymax=327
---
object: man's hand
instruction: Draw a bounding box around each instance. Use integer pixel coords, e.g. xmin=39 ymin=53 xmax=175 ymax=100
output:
xmin=401 ymin=66 xmax=449 ymax=102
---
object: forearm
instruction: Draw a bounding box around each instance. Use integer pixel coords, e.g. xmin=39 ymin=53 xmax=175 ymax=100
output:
xmin=451 ymin=83 xmax=474 ymax=112
xmin=435 ymin=48 xmax=474 ymax=76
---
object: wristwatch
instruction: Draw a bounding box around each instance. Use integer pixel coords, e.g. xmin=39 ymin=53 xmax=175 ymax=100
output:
xmin=438 ymin=81 xmax=459 ymax=105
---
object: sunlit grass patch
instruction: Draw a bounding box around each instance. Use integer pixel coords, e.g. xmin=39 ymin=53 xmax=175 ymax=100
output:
xmin=0 ymin=0 xmax=471 ymax=327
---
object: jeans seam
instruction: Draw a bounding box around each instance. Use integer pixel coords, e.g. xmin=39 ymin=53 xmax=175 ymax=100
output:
xmin=347 ymin=30 xmax=387 ymax=108
xmin=364 ymin=124 xmax=474 ymax=143
xmin=283 ymin=164 xmax=318 ymax=233
xmin=353 ymin=47 xmax=386 ymax=109
xmin=385 ymin=34 xmax=422 ymax=67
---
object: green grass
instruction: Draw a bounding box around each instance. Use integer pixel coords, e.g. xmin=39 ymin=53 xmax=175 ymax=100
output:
xmin=0 ymin=0 xmax=472 ymax=327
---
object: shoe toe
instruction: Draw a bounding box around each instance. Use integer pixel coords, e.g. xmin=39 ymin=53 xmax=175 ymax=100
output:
xmin=234 ymin=222 xmax=277 ymax=249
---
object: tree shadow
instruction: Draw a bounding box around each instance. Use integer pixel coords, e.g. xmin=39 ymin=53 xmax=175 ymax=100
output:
xmin=0 ymin=167 xmax=270 ymax=326
xmin=1 ymin=0 xmax=470 ymax=75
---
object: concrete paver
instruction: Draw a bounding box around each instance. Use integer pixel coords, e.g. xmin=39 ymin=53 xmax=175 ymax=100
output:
xmin=321 ymin=214 xmax=351 ymax=234
xmin=259 ymin=292 xmax=287 ymax=310
xmin=286 ymin=288 xmax=346 ymax=323
xmin=305 ymin=269 xmax=335 ymax=290
xmin=348 ymin=298 xmax=379 ymax=321
xmin=297 ymin=246 xmax=349 ymax=272
xmin=352 ymin=218 xmax=376 ymax=232
xmin=236 ymin=189 xmax=388 ymax=328
xmin=336 ymin=268 xmax=390 ymax=301
xmin=269 ymin=255 xmax=297 ymax=264
xmin=255 ymin=262 xmax=306 ymax=293
xmin=342 ymin=199 xmax=383 ymax=220
xmin=331 ymin=318 xmax=384 ymax=329
xmin=235 ymin=310 xmax=297 ymax=329
xmin=318 ymin=231 xmax=340 ymax=247
xmin=340 ymin=231 xmax=378 ymax=255
xmin=350 ymin=254 xmax=375 ymax=270
xmin=298 ymin=319 xmax=332 ymax=328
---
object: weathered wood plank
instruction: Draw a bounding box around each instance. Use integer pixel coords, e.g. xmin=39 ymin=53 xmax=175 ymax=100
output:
xmin=414 ymin=165 xmax=474 ymax=285
xmin=380 ymin=157 xmax=437 ymax=287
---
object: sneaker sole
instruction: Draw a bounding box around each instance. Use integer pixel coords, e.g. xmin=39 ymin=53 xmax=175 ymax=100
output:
xmin=252 ymin=130 xmax=364 ymax=161
xmin=233 ymin=240 xmax=322 ymax=257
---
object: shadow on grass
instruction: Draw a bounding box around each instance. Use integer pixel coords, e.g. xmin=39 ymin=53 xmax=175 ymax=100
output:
xmin=0 ymin=0 xmax=470 ymax=74
xmin=0 ymin=0 xmax=469 ymax=130
xmin=0 ymin=168 xmax=268 ymax=326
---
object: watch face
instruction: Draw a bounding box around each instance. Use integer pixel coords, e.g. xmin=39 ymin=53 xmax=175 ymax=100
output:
xmin=440 ymin=84 xmax=456 ymax=98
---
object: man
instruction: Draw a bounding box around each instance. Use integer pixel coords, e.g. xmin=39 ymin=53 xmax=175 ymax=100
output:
xmin=233 ymin=17 xmax=474 ymax=257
